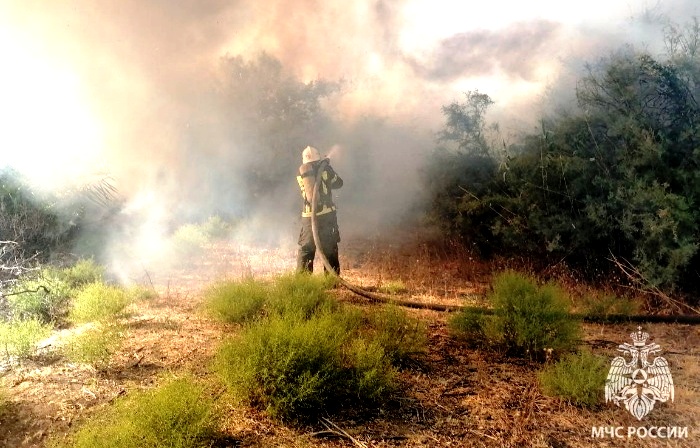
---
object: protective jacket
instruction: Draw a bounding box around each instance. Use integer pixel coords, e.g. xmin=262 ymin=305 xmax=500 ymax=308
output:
xmin=296 ymin=160 xmax=343 ymax=217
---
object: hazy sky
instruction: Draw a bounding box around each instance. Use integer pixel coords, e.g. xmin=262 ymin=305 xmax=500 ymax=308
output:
xmin=0 ymin=0 xmax=696 ymax=196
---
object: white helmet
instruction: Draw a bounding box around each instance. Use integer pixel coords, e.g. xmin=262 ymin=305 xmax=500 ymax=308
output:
xmin=302 ymin=145 xmax=321 ymax=164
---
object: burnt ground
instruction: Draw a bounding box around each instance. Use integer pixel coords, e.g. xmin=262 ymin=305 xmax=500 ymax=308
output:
xmin=0 ymin=231 xmax=698 ymax=448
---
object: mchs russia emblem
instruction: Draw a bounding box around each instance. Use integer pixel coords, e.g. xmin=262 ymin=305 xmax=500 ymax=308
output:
xmin=605 ymin=327 xmax=674 ymax=420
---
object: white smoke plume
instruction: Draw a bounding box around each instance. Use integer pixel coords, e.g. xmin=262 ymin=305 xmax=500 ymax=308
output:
xmin=0 ymin=0 xmax=697 ymax=281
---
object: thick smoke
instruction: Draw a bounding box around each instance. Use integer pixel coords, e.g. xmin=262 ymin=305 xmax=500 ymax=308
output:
xmin=405 ymin=20 xmax=562 ymax=82
xmin=1 ymin=0 xmax=698 ymax=281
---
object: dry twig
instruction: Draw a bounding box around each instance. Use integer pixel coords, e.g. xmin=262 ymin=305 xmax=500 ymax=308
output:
xmin=608 ymin=251 xmax=700 ymax=315
xmin=315 ymin=417 xmax=367 ymax=448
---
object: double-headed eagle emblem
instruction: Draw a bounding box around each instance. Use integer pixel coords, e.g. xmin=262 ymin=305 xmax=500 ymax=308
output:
xmin=605 ymin=327 xmax=674 ymax=420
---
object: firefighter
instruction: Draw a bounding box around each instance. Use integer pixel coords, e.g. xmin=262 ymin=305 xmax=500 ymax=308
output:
xmin=296 ymin=145 xmax=343 ymax=274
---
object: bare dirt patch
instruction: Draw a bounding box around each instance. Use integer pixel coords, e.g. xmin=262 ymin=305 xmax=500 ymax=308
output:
xmin=1 ymin=233 xmax=698 ymax=447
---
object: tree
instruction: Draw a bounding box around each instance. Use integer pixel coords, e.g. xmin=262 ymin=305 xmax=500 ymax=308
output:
xmin=218 ymin=53 xmax=339 ymax=204
xmin=427 ymin=21 xmax=700 ymax=294
xmin=425 ymin=91 xmax=500 ymax=251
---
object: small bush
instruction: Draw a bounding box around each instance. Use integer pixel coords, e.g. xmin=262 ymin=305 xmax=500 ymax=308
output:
xmin=201 ymin=215 xmax=233 ymax=239
xmin=579 ymin=292 xmax=639 ymax=318
xmin=126 ymin=285 xmax=159 ymax=302
xmin=58 ymin=376 xmax=218 ymax=448
xmin=267 ymin=272 xmax=334 ymax=318
xmin=60 ymin=259 xmax=105 ymax=288
xmin=211 ymin=273 xmax=405 ymax=421
xmin=347 ymin=338 xmax=396 ymax=403
xmin=0 ymin=318 xmax=51 ymax=364
xmin=451 ymin=271 xmax=580 ymax=359
xmin=378 ymin=280 xmax=408 ymax=295
xmin=203 ymin=278 xmax=269 ymax=324
xmin=538 ymin=350 xmax=608 ymax=407
xmin=369 ymin=305 xmax=426 ymax=365
xmin=69 ymin=282 xmax=132 ymax=324
xmin=170 ymin=224 xmax=209 ymax=257
xmin=215 ymin=310 xmax=355 ymax=421
xmin=62 ymin=323 xmax=123 ymax=369
xmin=8 ymin=270 xmax=73 ymax=324
xmin=449 ymin=306 xmax=489 ymax=347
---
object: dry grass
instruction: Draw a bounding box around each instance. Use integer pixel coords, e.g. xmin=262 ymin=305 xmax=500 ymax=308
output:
xmin=0 ymin=232 xmax=698 ymax=447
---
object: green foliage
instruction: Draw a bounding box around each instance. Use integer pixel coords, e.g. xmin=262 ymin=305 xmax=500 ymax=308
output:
xmin=204 ymin=273 xmax=334 ymax=324
xmin=378 ymin=280 xmax=408 ymax=295
xmin=69 ymin=282 xmax=132 ymax=324
xmin=0 ymin=169 xmax=74 ymax=265
xmin=0 ymin=318 xmax=51 ymax=364
xmin=212 ymin=273 xmax=411 ymax=421
xmin=201 ymin=215 xmax=233 ymax=239
xmin=215 ymin=310 xmax=352 ymax=421
xmin=578 ymin=292 xmax=639 ymax=318
xmin=219 ymin=53 xmax=340 ymax=201
xmin=126 ymin=285 xmax=159 ymax=302
xmin=426 ymin=23 xmax=700 ymax=294
xmin=267 ymin=272 xmax=335 ymax=318
xmin=368 ymin=305 xmax=426 ymax=365
xmin=60 ymin=259 xmax=105 ymax=287
xmin=8 ymin=269 xmax=73 ymax=324
xmin=170 ymin=224 xmax=210 ymax=257
xmin=538 ymin=350 xmax=608 ymax=407
xmin=62 ymin=323 xmax=123 ymax=369
xmin=347 ymin=338 xmax=396 ymax=403
xmin=58 ymin=376 xmax=218 ymax=448
xmin=449 ymin=306 xmax=489 ymax=347
xmin=203 ymin=278 xmax=269 ymax=324
xmin=451 ymin=271 xmax=579 ymax=359
xmin=7 ymin=260 xmax=110 ymax=325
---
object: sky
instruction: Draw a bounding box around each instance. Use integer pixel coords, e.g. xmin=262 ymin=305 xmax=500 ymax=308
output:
xmin=0 ymin=0 xmax=697 ymax=257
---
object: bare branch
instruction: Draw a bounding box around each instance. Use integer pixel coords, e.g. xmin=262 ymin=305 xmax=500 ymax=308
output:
xmin=607 ymin=251 xmax=700 ymax=315
xmin=317 ymin=418 xmax=368 ymax=448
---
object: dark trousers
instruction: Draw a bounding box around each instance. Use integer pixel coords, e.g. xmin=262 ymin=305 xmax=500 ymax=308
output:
xmin=297 ymin=212 xmax=340 ymax=274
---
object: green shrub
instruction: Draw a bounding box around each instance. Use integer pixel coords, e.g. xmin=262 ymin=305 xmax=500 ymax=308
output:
xmin=267 ymin=272 xmax=334 ymax=318
xmin=69 ymin=282 xmax=132 ymax=324
xmin=0 ymin=318 xmax=51 ymax=364
xmin=378 ymin=280 xmax=408 ymax=295
xmin=58 ymin=376 xmax=218 ymax=448
xmin=369 ymin=305 xmax=426 ymax=365
xmin=451 ymin=271 xmax=580 ymax=359
xmin=62 ymin=323 xmax=123 ymax=369
xmin=8 ymin=270 xmax=73 ymax=324
xmin=449 ymin=306 xmax=489 ymax=347
xmin=170 ymin=224 xmax=209 ymax=257
xmin=579 ymin=292 xmax=639 ymax=318
xmin=538 ymin=350 xmax=608 ymax=407
xmin=126 ymin=285 xmax=159 ymax=302
xmin=60 ymin=259 xmax=105 ymax=288
xmin=203 ymin=278 xmax=269 ymax=324
xmin=347 ymin=338 xmax=396 ymax=403
xmin=0 ymin=168 xmax=76 ymax=261
xmin=201 ymin=215 xmax=233 ymax=239
xmin=215 ymin=310 xmax=355 ymax=421
xmin=211 ymin=274 xmax=407 ymax=421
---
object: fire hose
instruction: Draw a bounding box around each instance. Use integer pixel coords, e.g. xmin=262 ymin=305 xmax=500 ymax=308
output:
xmin=309 ymin=160 xmax=700 ymax=324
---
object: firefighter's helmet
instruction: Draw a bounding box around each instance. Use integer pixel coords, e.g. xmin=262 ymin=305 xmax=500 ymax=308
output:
xmin=302 ymin=146 xmax=321 ymax=164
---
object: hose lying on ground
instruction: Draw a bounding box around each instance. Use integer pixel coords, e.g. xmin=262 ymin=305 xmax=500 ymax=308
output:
xmin=309 ymin=160 xmax=700 ymax=324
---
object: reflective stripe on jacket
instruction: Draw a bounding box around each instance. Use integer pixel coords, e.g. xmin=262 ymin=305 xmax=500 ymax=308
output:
xmin=296 ymin=161 xmax=343 ymax=217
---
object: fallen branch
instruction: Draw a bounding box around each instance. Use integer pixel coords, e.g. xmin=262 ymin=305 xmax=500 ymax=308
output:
xmin=1 ymin=285 xmax=50 ymax=297
xmin=316 ymin=417 xmax=367 ymax=448
xmin=608 ymin=251 xmax=700 ymax=315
